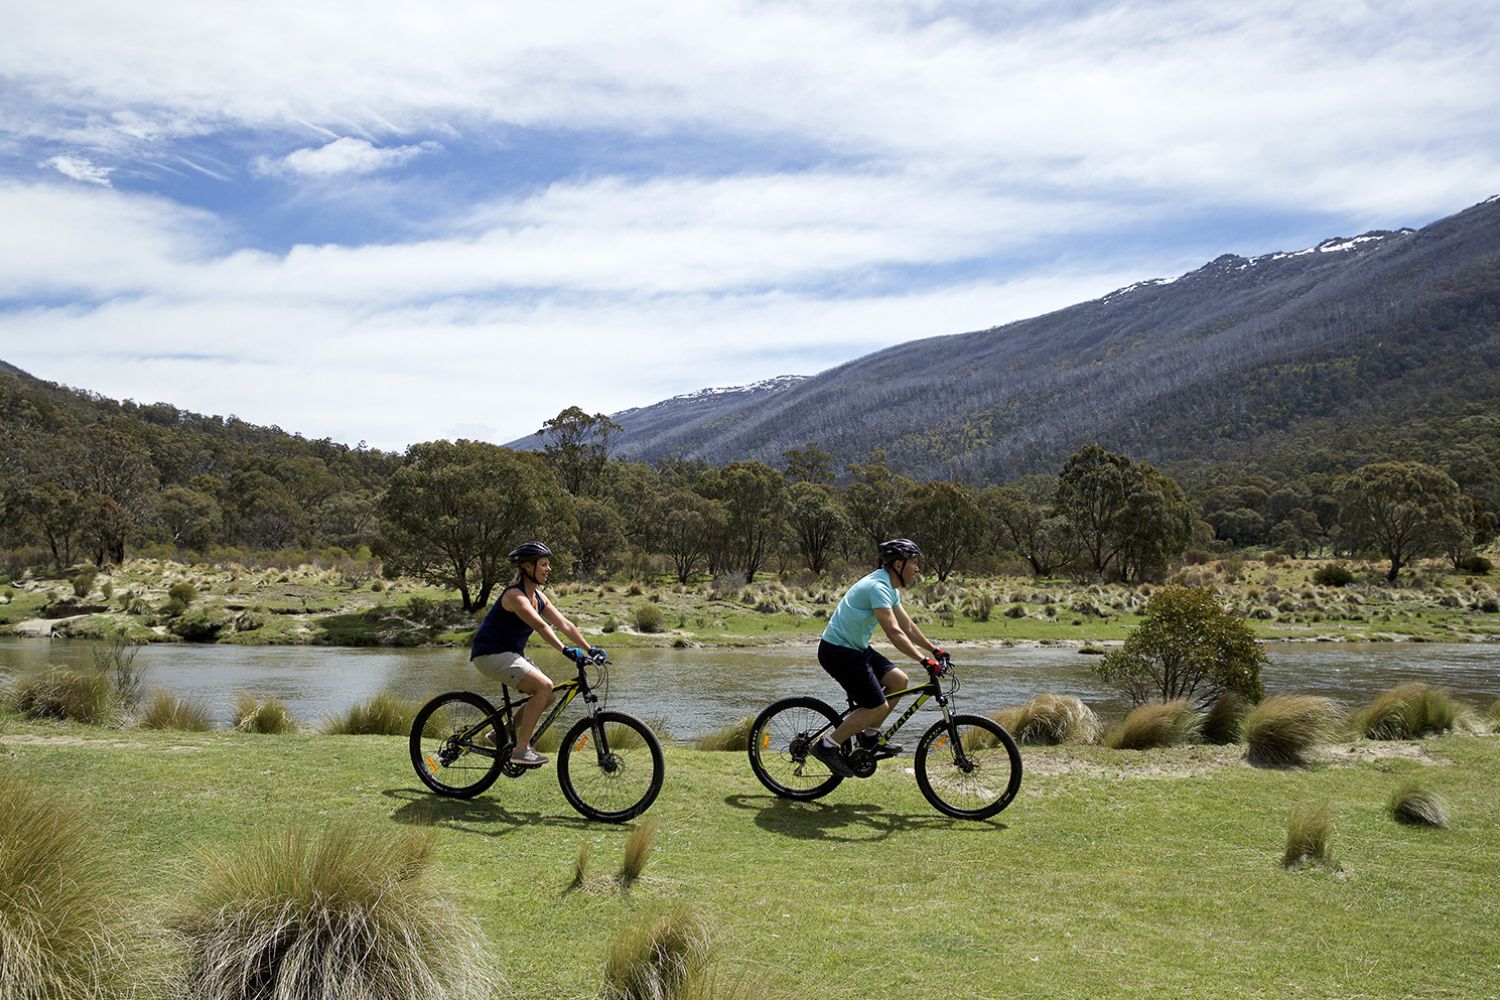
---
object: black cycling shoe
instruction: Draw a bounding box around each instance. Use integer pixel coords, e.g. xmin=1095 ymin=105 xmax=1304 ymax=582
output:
xmin=810 ymin=740 xmax=856 ymax=778
xmin=856 ymin=732 xmax=903 ymax=759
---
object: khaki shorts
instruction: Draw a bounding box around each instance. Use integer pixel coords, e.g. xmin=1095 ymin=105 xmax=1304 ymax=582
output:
xmin=471 ymin=652 xmax=541 ymax=687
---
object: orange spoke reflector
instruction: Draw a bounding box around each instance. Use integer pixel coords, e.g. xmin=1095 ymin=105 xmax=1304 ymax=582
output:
xmin=934 ymin=735 xmax=949 ymax=751
xmin=575 ymin=735 xmax=589 ymax=751
xmin=761 ymin=732 xmax=771 ymax=750
xmin=424 ymin=754 xmax=439 ymax=772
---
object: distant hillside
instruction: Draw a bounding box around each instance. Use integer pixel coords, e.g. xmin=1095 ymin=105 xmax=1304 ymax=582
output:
xmin=591 ymin=195 xmax=1500 ymax=482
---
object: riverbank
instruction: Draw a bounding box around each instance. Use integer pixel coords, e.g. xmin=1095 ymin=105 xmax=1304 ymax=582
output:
xmin=3 ymin=715 xmax=1497 ymax=999
xmin=3 ymin=554 xmax=1499 ymax=649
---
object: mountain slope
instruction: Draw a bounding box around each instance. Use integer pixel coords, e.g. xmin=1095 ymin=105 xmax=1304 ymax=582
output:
xmin=596 ymin=196 xmax=1500 ymax=481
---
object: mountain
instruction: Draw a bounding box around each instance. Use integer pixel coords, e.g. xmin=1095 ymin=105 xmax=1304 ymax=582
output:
xmin=584 ymin=195 xmax=1500 ymax=482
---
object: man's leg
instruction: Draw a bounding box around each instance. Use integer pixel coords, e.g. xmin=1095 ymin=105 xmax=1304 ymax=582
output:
xmin=829 ymin=661 xmax=907 ymax=745
xmin=512 ymin=668 xmax=555 ymax=750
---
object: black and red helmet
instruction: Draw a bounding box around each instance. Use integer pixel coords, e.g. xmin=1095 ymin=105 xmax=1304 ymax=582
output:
xmin=878 ymin=538 xmax=921 ymax=565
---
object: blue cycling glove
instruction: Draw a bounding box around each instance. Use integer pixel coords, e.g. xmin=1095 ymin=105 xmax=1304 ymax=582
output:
xmin=588 ymin=646 xmax=607 ymax=662
xmin=563 ymin=646 xmax=585 ymax=662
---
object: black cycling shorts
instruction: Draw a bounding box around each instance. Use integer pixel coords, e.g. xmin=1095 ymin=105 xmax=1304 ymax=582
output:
xmin=818 ymin=639 xmax=896 ymax=710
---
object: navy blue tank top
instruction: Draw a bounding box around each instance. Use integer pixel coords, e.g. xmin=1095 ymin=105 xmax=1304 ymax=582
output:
xmin=470 ymin=583 xmax=548 ymax=658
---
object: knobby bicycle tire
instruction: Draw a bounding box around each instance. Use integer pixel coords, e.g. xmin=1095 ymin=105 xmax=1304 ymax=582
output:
xmin=409 ymin=690 xmax=506 ymax=799
xmin=557 ymin=711 xmax=664 ymax=822
xmin=914 ymin=714 xmax=1022 ymax=820
xmin=747 ymin=696 xmax=845 ymax=801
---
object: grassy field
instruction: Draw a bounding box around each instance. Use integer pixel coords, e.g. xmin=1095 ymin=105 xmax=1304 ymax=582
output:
xmin=3 ymin=552 xmax=1499 ymax=649
xmin=3 ymin=713 xmax=1498 ymax=999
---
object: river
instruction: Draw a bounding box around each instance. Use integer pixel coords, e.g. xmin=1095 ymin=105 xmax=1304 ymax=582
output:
xmin=1 ymin=639 xmax=1495 ymax=739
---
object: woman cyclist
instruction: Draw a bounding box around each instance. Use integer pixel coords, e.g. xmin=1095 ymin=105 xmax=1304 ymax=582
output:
xmin=470 ymin=541 xmax=604 ymax=768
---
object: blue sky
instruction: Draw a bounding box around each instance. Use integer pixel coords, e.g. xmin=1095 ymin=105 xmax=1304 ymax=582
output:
xmin=1 ymin=0 xmax=1497 ymax=451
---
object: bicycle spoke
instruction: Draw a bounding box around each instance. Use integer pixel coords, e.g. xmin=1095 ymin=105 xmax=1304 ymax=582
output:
xmin=753 ymin=703 xmax=839 ymax=794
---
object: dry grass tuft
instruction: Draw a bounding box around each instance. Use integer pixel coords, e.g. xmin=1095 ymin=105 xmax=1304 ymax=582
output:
xmin=138 ymin=688 xmax=213 ymax=731
xmin=1352 ymin=682 xmax=1464 ymax=740
xmin=620 ymin=820 xmax=659 ymax=887
xmin=1245 ymin=694 xmax=1342 ymax=768
xmin=1388 ymin=784 xmax=1451 ymax=828
xmin=694 ymin=716 xmax=754 ymax=751
xmin=323 ymin=691 xmax=419 ymax=735
xmin=174 ymin=822 xmax=495 ymax=1000
xmin=1201 ymin=693 xmax=1250 ymax=745
xmin=570 ymin=838 xmax=592 ymax=889
xmin=993 ymin=694 xmax=1101 ymax=745
xmin=1283 ymin=802 xmax=1336 ymax=869
xmin=0 ymin=775 xmax=131 ymax=999
xmin=7 ymin=668 xmax=116 ymax=725
xmin=1104 ymin=699 xmax=1201 ymax=750
xmin=603 ymin=907 xmax=712 ymax=1000
xmin=231 ymin=692 xmax=298 ymax=734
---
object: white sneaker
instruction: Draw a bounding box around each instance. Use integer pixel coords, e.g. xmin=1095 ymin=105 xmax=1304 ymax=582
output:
xmin=510 ymin=746 xmax=548 ymax=768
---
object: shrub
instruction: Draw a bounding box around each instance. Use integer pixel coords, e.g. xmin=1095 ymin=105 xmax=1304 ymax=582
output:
xmin=620 ymin=820 xmax=659 ymax=887
xmin=1283 ymin=802 xmax=1336 ymax=869
xmin=993 ymin=694 xmax=1101 ymax=745
xmin=8 ymin=669 xmax=116 ymax=725
xmin=91 ymin=636 xmax=148 ymax=713
xmin=1352 ymin=682 xmax=1463 ymax=740
xmin=167 ymin=581 xmax=198 ymax=607
xmin=967 ymin=593 xmax=994 ymax=622
xmin=1104 ymin=699 xmax=1202 ymax=750
xmin=633 ymin=603 xmax=664 ymax=633
xmin=1201 ymin=693 xmax=1250 ymax=745
xmin=695 ymin=716 xmax=754 ymax=751
xmin=603 ymin=906 xmax=711 ymax=1000
xmin=1388 ymin=784 xmax=1450 ymax=828
xmin=71 ymin=568 xmax=98 ymax=598
xmin=1004 ymin=603 xmax=1026 ymax=619
xmin=174 ymin=822 xmax=494 ymax=1000
xmin=1245 ymin=694 xmax=1341 ymax=768
xmin=1457 ymin=555 xmax=1493 ymax=574
xmin=232 ymin=693 xmax=298 ymax=734
xmin=323 ymin=692 xmax=419 ymax=735
xmin=603 ymin=616 xmax=618 ymax=634
xmin=1312 ymin=564 xmax=1354 ymax=587
xmin=1095 ymin=586 xmax=1266 ymax=707
xmin=138 ymin=689 xmax=214 ymax=731
xmin=0 ymin=775 xmax=130 ymax=999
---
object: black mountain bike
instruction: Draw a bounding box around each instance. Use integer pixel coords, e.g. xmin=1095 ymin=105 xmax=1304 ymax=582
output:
xmin=747 ymin=657 xmax=1021 ymax=820
xmin=409 ymin=650 xmax=663 ymax=823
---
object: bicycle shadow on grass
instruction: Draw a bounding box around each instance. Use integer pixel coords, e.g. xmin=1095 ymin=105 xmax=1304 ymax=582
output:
xmin=723 ymin=794 xmax=1007 ymax=843
xmin=383 ymin=788 xmax=595 ymax=837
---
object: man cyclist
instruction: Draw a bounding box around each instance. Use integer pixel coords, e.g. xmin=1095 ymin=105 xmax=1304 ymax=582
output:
xmin=470 ymin=541 xmax=604 ymax=768
xmin=812 ymin=538 xmax=948 ymax=778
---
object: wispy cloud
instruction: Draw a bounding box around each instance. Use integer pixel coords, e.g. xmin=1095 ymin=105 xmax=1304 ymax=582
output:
xmin=257 ymin=137 xmax=441 ymax=178
xmin=40 ymin=154 xmax=113 ymax=186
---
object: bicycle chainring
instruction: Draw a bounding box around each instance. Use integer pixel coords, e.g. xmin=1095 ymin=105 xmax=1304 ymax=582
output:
xmin=846 ymin=748 xmax=877 ymax=778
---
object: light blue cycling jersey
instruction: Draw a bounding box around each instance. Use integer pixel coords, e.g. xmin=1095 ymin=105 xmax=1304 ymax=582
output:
xmin=821 ymin=568 xmax=901 ymax=650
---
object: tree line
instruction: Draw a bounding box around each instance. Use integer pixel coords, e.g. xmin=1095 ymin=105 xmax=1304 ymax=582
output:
xmin=1 ymin=372 xmax=1494 ymax=606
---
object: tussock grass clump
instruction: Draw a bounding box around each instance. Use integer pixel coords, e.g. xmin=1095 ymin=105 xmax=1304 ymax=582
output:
xmin=694 ymin=716 xmax=754 ymax=751
xmin=0 ymin=775 xmax=129 ymax=999
xmin=174 ymin=822 xmax=494 ymax=1000
xmin=1352 ymin=682 xmax=1463 ymax=740
xmin=138 ymin=689 xmax=214 ymax=731
xmin=7 ymin=668 xmax=116 ymax=725
xmin=603 ymin=906 xmax=711 ymax=1000
xmin=1283 ymin=802 xmax=1336 ymax=869
xmin=1104 ymin=699 xmax=1201 ymax=750
xmin=633 ymin=603 xmax=664 ymax=633
xmin=992 ymin=694 xmax=1101 ymax=745
xmin=1389 ymin=784 xmax=1451 ymax=828
xmin=1201 ymin=693 xmax=1250 ymax=745
xmin=570 ymin=838 xmax=592 ymax=890
xmin=1490 ymin=698 xmax=1500 ymax=728
xmin=1245 ymin=694 xmax=1342 ymax=768
xmin=232 ymin=692 xmax=298 ymax=734
xmin=620 ymin=820 xmax=659 ymax=887
xmin=323 ymin=691 xmax=418 ymax=735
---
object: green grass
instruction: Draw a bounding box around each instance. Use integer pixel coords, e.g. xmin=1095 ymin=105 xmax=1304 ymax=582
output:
xmin=4 ymin=716 xmax=1499 ymax=999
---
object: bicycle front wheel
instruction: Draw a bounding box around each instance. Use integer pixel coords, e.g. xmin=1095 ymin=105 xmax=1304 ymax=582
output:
xmin=409 ymin=691 xmax=505 ymax=799
xmin=914 ymin=714 xmax=1022 ymax=820
xmin=557 ymin=711 xmax=664 ymax=822
xmin=747 ymin=696 xmax=844 ymax=801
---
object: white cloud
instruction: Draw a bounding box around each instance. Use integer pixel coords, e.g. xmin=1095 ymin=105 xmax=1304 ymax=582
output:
xmin=259 ymin=137 xmax=440 ymax=178
xmin=40 ymin=154 xmax=114 ymax=185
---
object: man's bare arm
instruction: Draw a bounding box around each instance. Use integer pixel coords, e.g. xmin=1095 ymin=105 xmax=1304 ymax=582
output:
xmin=874 ymin=606 xmax=927 ymax=662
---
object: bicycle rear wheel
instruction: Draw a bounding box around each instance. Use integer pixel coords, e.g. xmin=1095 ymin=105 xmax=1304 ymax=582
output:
xmin=409 ymin=691 xmax=506 ymax=799
xmin=914 ymin=714 xmax=1022 ymax=820
xmin=557 ymin=711 xmax=664 ymax=822
xmin=747 ymin=696 xmax=845 ymax=801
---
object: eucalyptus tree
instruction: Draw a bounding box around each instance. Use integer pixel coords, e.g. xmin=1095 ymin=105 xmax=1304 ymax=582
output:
xmin=898 ymin=481 xmax=986 ymax=582
xmin=786 ymin=481 xmax=849 ymax=576
xmin=536 ymin=406 xmax=621 ymax=497
xmin=1337 ymin=461 xmax=1467 ymax=582
xmin=709 ymin=460 xmax=789 ymax=583
xmin=982 ymin=479 xmax=1078 ymax=578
